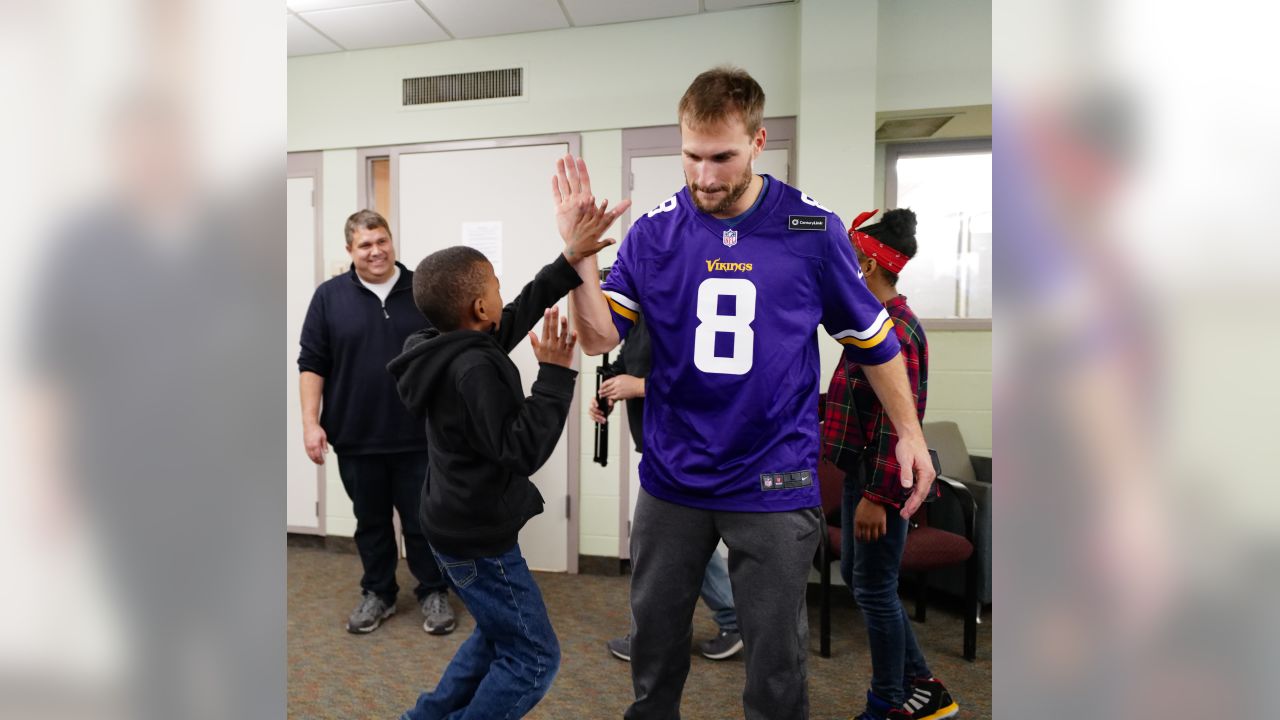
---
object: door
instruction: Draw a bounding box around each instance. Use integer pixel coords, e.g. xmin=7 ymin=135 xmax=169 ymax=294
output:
xmin=395 ymin=139 xmax=578 ymax=572
xmin=287 ymin=153 xmax=324 ymax=533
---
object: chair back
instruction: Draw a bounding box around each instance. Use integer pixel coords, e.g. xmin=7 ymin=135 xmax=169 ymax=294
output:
xmin=907 ymin=449 xmax=946 ymax=524
xmin=816 ymin=459 xmax=844 ymax=526
xmin=922 ymin=421 xmax=977 ymax=485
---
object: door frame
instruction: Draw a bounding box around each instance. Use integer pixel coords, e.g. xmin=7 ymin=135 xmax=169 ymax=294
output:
xmin=883 ymin=137 xmax=993 ymax=331
xmin=354 ymin=134 xmax=584 ymax=573
xmin=287 ymin=151 xmax=326 ymax=535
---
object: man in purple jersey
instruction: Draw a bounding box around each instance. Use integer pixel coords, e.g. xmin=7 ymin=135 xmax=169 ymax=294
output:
xmin=555 ymin=67 xmax=936 ymax=720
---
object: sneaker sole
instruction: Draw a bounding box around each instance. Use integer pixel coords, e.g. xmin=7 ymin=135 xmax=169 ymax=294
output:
xmin=423 ymin=618 xmax=457 ymax=635
xmin=607 ymin=646 xmax=631 ymax=662
xmin=700 ymin=638 xmax=744 ymax=660
xmin=347 ymin=606 xmax=396 ymax=634
xmin=915 ymin=702 xmax=959 ymax=720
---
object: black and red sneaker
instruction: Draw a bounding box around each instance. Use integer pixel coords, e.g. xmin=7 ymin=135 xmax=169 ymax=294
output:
xmin=903 ymin=677 xmax=959 ymax=720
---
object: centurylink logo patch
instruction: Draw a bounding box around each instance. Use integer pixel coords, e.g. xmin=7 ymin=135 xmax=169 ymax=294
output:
xmin=788 ymin=215 xmax=827 ymax=231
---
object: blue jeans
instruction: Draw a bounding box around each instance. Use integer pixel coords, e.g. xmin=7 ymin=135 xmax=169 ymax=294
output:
xmin=401 ymin=544 xmax=560 ymax=720
xmin=701 ymin=551 xmax=738 ymax=633
xmin=841 ymin=478 xmax=931 ymax=710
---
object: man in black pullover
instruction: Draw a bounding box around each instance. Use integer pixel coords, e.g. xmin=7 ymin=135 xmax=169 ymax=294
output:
xmin=388 ymin=193 xmax=627 ymax=720
xmin=297 ymin=209 xmax=454 ymax=635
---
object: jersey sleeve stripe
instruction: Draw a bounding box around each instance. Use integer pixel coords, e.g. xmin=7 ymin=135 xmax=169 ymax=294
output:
xmin=604 ymin=290 xmax=639 ymax=312
xmin=607 ymin=295 xmax=639 ymax=323
xmin=837 ymin=318 xmax=895 ymax=348
xmin=830 ymin=308 xmax=891 ymax=341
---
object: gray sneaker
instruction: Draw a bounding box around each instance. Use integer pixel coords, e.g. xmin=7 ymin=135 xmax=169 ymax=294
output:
xmin=606 ymin=634 xmax=631 ymax=661
xmin=347 ymin=593 xmax=395 ymax=634
xmin=699 ymin=628 xmax=743 ymax=660
xmin=421 ymin=591 xmax=456 ymax=635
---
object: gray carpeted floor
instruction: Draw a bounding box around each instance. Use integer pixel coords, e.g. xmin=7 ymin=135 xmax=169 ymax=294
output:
xmin=288 ymin=544 xmax=991 ymax=719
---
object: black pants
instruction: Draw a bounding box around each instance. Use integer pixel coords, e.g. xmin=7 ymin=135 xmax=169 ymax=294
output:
xmin=626 ymin=488 xmax=822 ymax=720
xmin=337 ymin=450 xmax=446 ymax=602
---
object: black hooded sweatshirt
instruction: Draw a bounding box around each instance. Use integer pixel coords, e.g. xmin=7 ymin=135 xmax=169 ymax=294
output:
xmin=387 ymin=255 xmax=582 ymax=558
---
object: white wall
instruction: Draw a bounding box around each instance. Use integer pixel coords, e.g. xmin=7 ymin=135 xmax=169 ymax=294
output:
xmin=798 ymin=0 xmax=880 ymax=393
xmin=289 ymin=0 xmax=994 ymax=550
xmin=288 ymin=5 xmax=799 ymax=152
xmin=877 ymin=0 xmax=993 ymax=112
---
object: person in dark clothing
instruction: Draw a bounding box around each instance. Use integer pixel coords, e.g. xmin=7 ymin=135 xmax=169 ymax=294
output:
xmin=297 ymin=209 xmax=454 ymax=635
xmin=594 ymin=311 xmax=650 ymax=452
xmin=594 ymin=312 xmax=744 ymax=663
xmin=388 ymin=197 xmax=627 ymax=720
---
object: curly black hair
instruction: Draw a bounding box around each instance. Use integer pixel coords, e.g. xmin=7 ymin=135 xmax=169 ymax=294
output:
xmin=859 ymin=208 xmax=918 ymax=285
xmin=412 ymin=246 xmax=491 ymax=331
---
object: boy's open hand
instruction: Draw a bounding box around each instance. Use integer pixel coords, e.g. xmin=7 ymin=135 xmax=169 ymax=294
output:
xmin=528 ymin=306 xmax=577 ymax=369
xmin=563 ymin=198 xmax=620 ymax=262
xmin=553 ymin=154 xmax=630 ymax=262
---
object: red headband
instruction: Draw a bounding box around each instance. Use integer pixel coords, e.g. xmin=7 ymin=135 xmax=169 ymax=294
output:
xmin=848 ymin=209 xmax=910 ymax=275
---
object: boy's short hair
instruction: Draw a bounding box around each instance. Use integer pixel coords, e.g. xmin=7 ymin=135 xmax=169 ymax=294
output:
xmin=344 ymin=209 xmax=391 ymax=247
xmin=413 ymin=246 xmax=491 ymax=331
xmin=678 ymin=66 xmax=766 ymax=137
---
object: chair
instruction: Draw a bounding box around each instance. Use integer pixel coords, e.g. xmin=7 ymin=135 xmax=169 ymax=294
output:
xmin=901 ymin=474 xmax=979 ymax=661
xmin=920 ymin=421 xmax=992 ymax=607
xmin=903 ymin=421 xmax=985 ymax=661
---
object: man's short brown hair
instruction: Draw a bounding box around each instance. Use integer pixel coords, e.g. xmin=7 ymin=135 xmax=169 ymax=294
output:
xmin=344 ymin=209 xmax=391 ymax=247
xmin=677 ymin=66 xmax=766 ymax=136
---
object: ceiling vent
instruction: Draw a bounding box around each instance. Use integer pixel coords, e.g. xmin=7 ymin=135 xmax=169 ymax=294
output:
xmin=875 ymin=115 xmax=955 ymax=141
xmin=403 ymin=68 xmax=523 ymax=106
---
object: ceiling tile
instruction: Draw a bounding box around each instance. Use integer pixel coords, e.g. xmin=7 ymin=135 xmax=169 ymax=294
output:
xmin=559 ymin=0 xmax=698 ymax=27
xmin=704 ymin=0 xmax=792 ymax=10
xmin=300 ymin=1 xmax=450 ymax=50
xmin=286 ymin=0 xmax=390 ymax=12
xmin=287 ymin=14 xmax=342 ymax=56
xmin=421 ymin=0 xmax=568 ymax=39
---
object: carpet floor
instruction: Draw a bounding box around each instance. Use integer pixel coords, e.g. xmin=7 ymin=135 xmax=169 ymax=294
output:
xmin=288 ymin=544 xmax=991 ymax=719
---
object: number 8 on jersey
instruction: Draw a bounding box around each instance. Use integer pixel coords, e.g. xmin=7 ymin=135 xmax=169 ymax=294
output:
xmin=693 ymin=278 xmax=756 ymax=375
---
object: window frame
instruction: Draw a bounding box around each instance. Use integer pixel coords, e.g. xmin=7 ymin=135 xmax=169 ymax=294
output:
xmin=884 ymin=138 xmax=992 ymax=331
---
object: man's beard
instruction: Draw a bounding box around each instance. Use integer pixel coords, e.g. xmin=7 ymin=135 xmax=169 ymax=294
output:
xmin=688 ymin=165 xmax=754 ymax=215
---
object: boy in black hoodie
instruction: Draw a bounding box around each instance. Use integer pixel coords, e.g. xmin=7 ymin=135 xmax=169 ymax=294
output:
xmin=388 ymin=196 xmax=626 ymax=720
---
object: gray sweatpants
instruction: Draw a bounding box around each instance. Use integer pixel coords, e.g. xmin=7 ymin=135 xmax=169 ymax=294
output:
xmin=624 ymin=488 xmax=823 ymax=720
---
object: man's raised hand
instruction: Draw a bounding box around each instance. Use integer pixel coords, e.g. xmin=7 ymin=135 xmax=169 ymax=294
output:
xmin=553 ymin=154 xmax=630 ymax=261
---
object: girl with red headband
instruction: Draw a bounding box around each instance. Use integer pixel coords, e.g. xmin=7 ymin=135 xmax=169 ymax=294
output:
xmin=822 ymin=209 xmax=958 ymax=720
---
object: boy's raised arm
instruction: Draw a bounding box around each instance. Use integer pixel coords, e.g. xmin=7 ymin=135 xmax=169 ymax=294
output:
xmin=493 ymin=254 xmax=582 ymax=354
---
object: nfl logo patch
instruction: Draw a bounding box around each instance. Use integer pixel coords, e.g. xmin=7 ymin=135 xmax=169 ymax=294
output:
xmin=722 ymin=229 xmax=738 ymax=247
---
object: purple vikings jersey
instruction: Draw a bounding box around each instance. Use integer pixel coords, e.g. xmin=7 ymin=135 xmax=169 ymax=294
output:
xmin=602 ymin=175 xmax=901 ymax=512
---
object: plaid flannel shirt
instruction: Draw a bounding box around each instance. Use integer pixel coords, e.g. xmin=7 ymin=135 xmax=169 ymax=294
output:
xmin=821 ymin=295 xmax=930 ymax=508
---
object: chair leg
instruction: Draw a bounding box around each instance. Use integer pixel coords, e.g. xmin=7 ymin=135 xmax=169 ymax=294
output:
xmin=819 ymin=540 xmax=831 ymax=658
xmin=913 ymin=572 xmax=928 ymax=623
xmin=963 ymin=555 xmax=979 ymax=661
